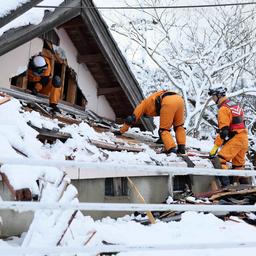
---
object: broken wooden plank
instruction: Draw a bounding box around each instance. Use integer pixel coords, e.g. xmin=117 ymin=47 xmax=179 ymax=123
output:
xmin=210 ymin=187 xmax=256 ymax=201
xmin=56 ymin=210 xmax=78 ymax=246
xmin=24 ymin=101 xmax=81 ymax=125
xmin=26 ymin=101 xmax=52 ymax=117
xmin=12 ymin=146 xmax=28 ymax=158
xmin=0 ymin=93 xmax=11 ymax=105
xmin=52 ymin=113 xmax=82 ymax=125
xmin=89 ymin=139 xmax=144 ymax=153
xmin=0 ymin=172 xmax=16 ymax=199
xmin=27 ymin=121 xmax=71 ymax=143
xmin=0 ymin=172 xmax=32 ymax=201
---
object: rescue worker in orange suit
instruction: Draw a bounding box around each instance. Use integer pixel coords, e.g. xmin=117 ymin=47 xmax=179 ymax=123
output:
xmin=114 ymin=90 xmax=186 ymax=154
xmin=27 ymin=55 xmax=62 ymax=113
xmin=208 ymin=86 xmax=248 ymax=186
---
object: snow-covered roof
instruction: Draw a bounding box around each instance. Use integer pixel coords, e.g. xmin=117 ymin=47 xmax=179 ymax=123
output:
xmin=0 ymin=0 xmax=63 ymax=36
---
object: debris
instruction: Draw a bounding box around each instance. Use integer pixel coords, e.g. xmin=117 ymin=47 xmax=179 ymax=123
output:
xmin=27 ymin=121 xmax=71 ymax=143
xmin=0 ymin=172 xmax=33 ymax=201
xmin=0 ymin=93 xmax=11 ymax=105
xmin=89 ymin=139 xmax=144 ymax=153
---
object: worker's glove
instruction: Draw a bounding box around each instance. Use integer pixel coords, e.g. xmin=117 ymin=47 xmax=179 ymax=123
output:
xmin=209 ymin=145 xmax=219 ymax=158
xmin=40 ymin=76 xmax=50 ymax=86
xmin=124 ymin=114 xmax=136 ymax=125
xmin=113 ymin=130 xmax=122 ymax=136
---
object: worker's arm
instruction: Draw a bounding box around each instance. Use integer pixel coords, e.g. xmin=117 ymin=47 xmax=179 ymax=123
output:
xmin=214 ymin=107 xmax=232 ymax=147
xmin=119 ymin=100 xmax=147 ymax=134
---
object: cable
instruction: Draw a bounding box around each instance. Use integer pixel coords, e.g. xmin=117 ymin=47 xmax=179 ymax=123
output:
xmin=34 ymin=2 xmax=256 ymax=10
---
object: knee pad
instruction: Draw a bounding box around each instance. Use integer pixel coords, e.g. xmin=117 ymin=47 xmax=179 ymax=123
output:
xmin=174 ymin=124 xmax=184 ymax=132
xmin=158 ymin=128 xmax=170 ymax=138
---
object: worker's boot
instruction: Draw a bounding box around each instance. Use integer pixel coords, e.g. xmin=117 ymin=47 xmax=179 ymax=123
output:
xmin=177 ymin=144 xmax=186 ymax=154
xmin=49 ymin=103 xmax=61 ymax=114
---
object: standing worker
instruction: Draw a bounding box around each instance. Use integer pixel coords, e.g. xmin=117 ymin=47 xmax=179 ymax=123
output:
xmin=114 ymin=90 xmax=186 ymax=154
xmin=27 ymin=54 xmax=62 ymax=114
xmin=208 ymin=86 xmax=248 ymax=186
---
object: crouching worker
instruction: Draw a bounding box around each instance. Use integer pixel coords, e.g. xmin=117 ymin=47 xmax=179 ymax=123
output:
xmin=208 ymin=86 xmax=249 ymax=186
xmin=27 ymin=54 xmax=62 ymax=114
xmin=114 ymin=90 xmax=186 ymax=154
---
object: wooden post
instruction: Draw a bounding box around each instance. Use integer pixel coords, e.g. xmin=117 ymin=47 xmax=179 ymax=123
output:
xmin=66 ymin=78 xmax=77 ymax=104
xmin=60 ymin=64 xmax=66 ymax=99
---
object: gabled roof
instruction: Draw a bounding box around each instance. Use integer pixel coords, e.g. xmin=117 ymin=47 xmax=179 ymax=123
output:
xmin=0 ymin=0 xmax=154 ymax=131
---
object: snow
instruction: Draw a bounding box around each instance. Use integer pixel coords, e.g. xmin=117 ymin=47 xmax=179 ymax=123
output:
xmin=0 ymin=0 xmax=64 ymax=37
xmin=0 ymin=0 xmax=29 ymax=17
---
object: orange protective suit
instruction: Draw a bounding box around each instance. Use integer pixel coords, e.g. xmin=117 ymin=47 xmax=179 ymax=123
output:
xmin=120 ymin=91 xmax=186 ymax=151
xmin=27 ymin=56 xmax=61 ymax=105
xmin=215 ymin=97 xmax=248 ymax=169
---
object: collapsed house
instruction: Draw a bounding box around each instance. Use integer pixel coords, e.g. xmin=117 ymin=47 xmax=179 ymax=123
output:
xmin=0 ymin=1 xmax=256 ymax=250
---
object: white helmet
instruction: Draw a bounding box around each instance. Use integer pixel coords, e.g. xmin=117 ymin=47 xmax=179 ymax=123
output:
xmin=33 ymin=56 xmax=47 ymax=68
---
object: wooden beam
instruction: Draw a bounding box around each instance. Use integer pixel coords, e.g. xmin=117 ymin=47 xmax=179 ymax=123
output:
xmin=0 ymin=0 xmax=81 ymax=56
xmin=0 ymin=0 xmax=44 ymax=29
xmin=97 ymin=87 xmax=121 ymax=96
xmin=89 ymin=139 xmax=144 ymax=153
xmin=61 ymin=22 xmax=84 ymax=29
xmin=77 ymin=53 xmax=104 ymax=64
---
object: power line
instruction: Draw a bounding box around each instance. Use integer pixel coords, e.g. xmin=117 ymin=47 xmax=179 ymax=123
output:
xmin=33 ymin=2 xmax=256 ymax=10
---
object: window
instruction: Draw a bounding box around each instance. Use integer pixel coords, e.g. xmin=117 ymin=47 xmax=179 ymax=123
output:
xmin=105 ymin=177 xmax=128 ymax=196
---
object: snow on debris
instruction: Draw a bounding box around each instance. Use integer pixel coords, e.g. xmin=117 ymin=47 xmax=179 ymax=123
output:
xmin=1 ymin=95 xmax=256 ymax=254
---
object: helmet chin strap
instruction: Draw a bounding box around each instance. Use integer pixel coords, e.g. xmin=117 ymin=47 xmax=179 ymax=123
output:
xmin=216 ymin=96 xmax=220 ymax=104
xmin=213 ymin=95 xmax=221 ymax=104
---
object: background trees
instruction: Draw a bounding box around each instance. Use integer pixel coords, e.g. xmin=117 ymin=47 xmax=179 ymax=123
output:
xmin=101 ymin=0 xmax=256 ymax=134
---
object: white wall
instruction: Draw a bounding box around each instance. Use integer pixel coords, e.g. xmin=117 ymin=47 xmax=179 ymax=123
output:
xmin=0 ymin=30 xmax=116 ymax=121
xmin=0 ymin=39 xmax=43 ymax=88
xmin=57 ymin=28 xmax=115 ymax=120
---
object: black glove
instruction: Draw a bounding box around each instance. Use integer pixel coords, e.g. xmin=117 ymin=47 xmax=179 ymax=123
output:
xmin=219 ymin=126 xmax=229 ymax=140
xmin=124 ymin=114 xmax=136 ymax=125
xmin=40 ymin=76 xmax=50 ymax=86
xmin=113 ymin=130 xmax=122 ymax=136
